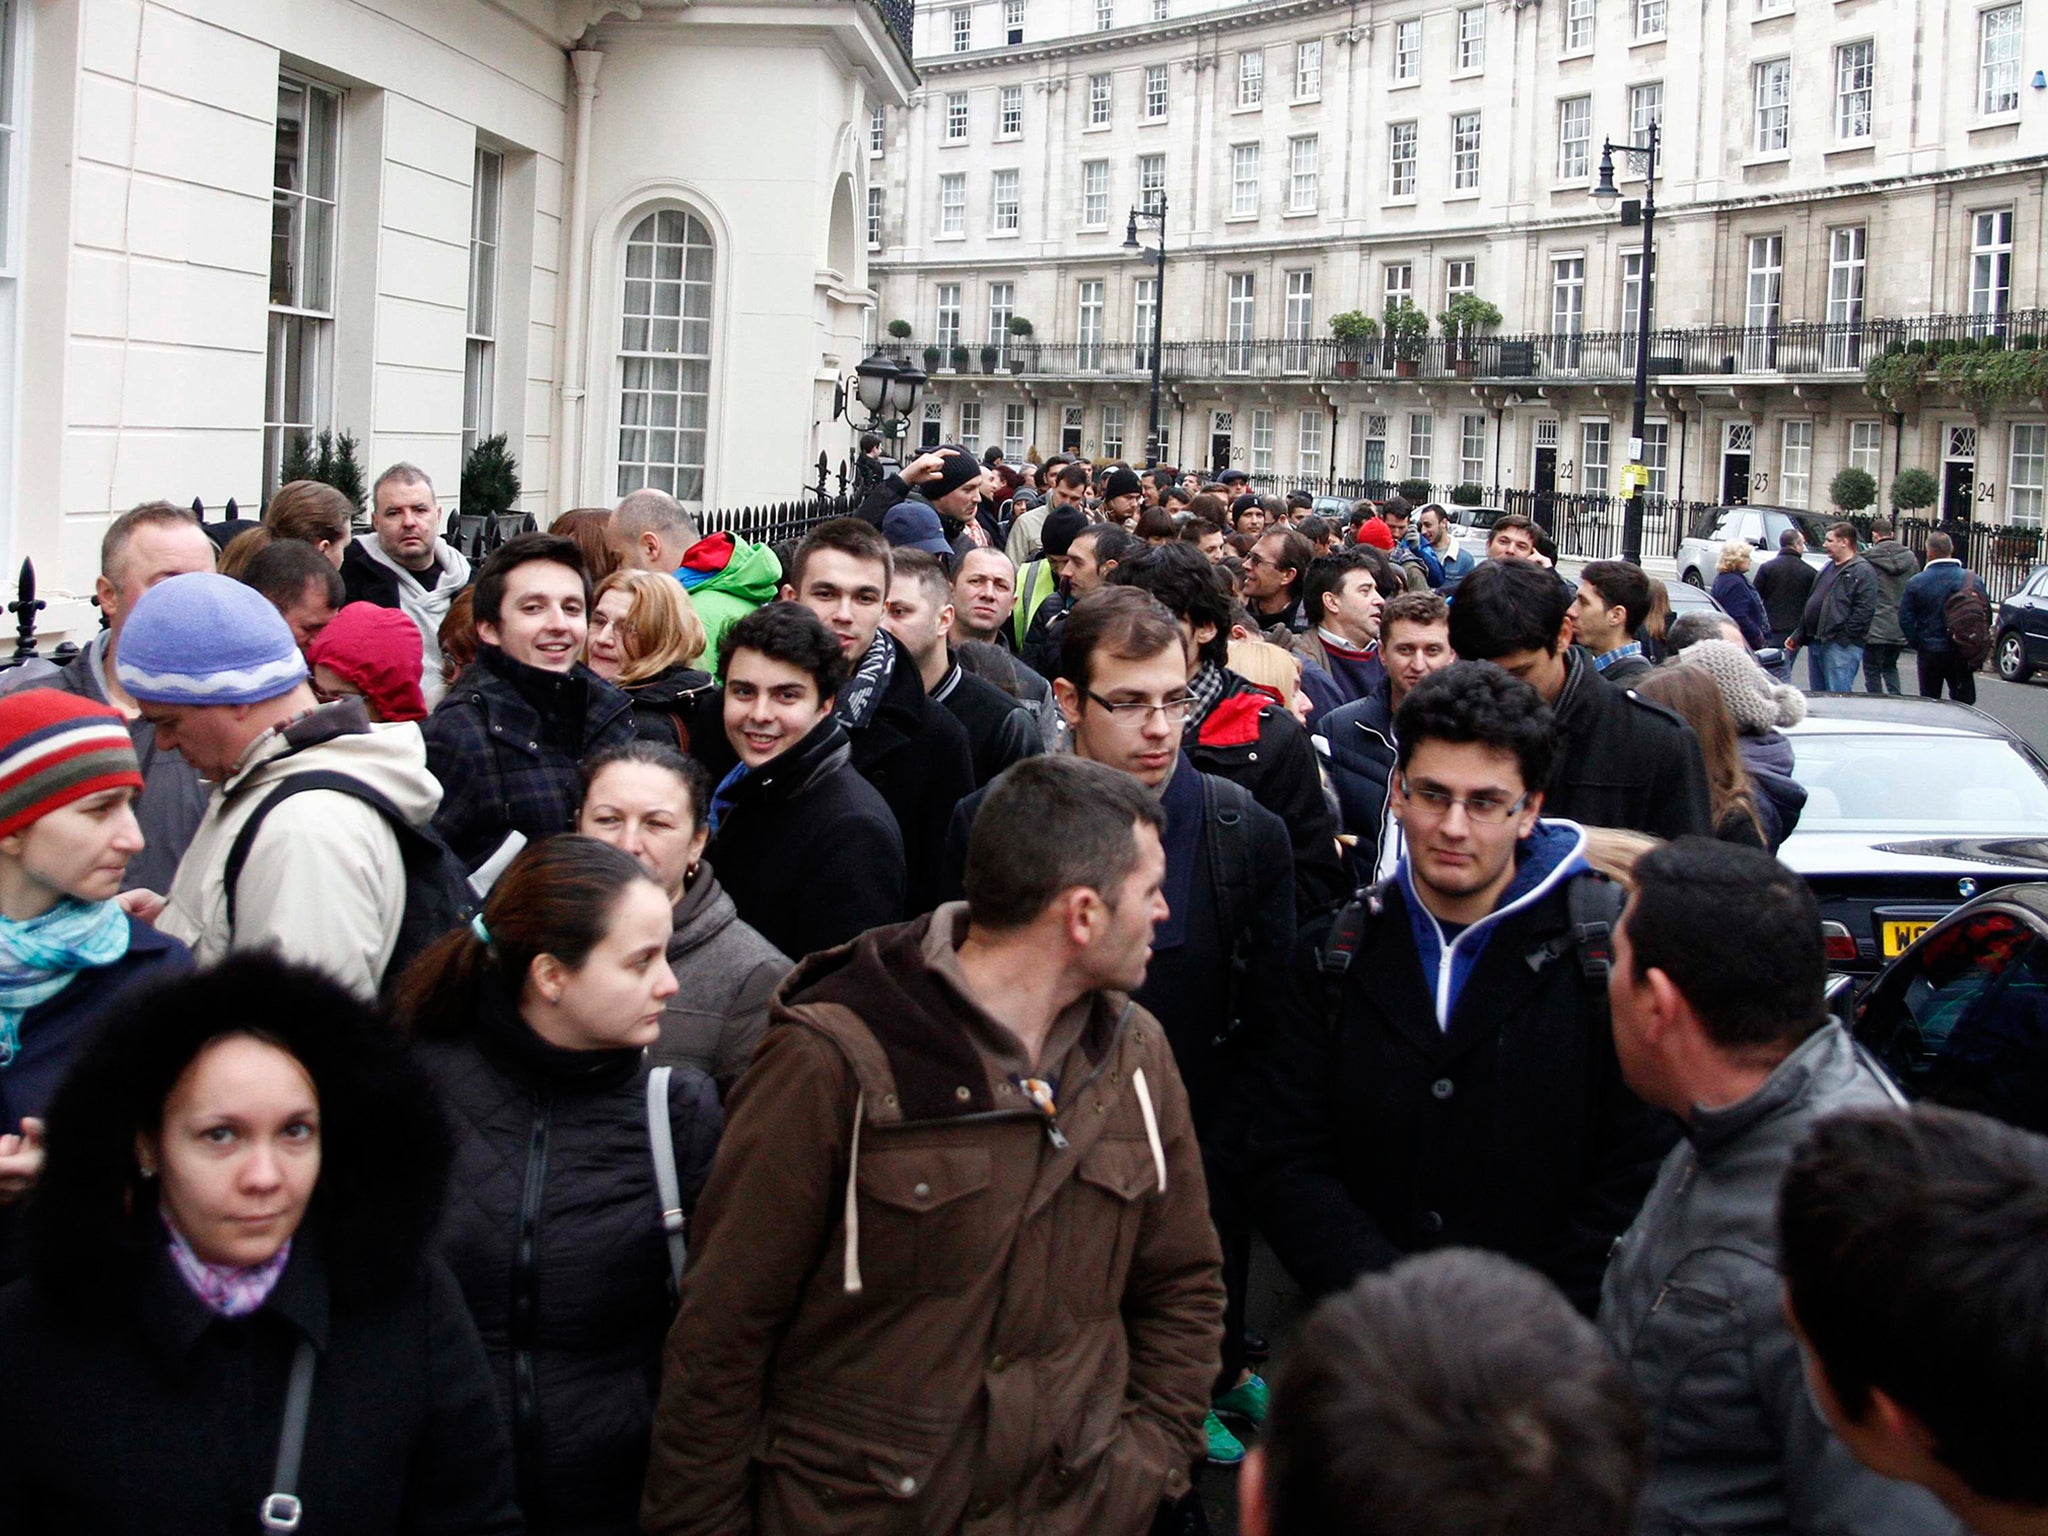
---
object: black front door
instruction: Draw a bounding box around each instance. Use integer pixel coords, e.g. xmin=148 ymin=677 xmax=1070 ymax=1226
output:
xmin=1722 ymin=452 xmax=1752 ymax=505
xmin=1944 ymin=458 xmax=1977 ymax=523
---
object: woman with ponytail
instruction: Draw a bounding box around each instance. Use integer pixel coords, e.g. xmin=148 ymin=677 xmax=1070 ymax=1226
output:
xmin=399 ymin=835 xmax=722 ymax=1536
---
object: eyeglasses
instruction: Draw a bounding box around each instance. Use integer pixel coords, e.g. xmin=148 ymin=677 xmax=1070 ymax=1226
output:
xmin=591 ymin=614 xmax=638 ymax=639
xmin=1241 ymin=551 xmax=1268 ymax=570
xmin=1084 ymin=689 xmax=1195 ymax=725
xmin=1396 ymin=773 xmax=1530 ymax=824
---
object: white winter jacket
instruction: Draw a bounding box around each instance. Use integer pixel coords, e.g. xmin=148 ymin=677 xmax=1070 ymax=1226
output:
xmin=158 ymin=700 xmax=444 ymax=1001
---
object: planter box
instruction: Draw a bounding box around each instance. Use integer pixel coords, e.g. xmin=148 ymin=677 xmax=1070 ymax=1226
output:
xmin=1394 ymin=358 xmax=1419 ymax=379
xmin=1334 ymin=359 xmax=1361 ymax=380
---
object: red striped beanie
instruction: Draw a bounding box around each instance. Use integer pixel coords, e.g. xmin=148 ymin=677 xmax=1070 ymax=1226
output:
xmin=0 ymin=690 xmax=144 ymax=840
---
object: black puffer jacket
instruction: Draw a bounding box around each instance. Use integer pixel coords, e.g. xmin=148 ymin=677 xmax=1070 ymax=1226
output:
xmin=416 ymin=992 xmax=722 ymax=1536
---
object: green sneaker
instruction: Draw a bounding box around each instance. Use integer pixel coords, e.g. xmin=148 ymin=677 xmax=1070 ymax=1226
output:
xmin=1213 ymin=1372 xmax=1270 ymax=1428
xmin=1204 ymin=1409 xmax=1247 ymax=1465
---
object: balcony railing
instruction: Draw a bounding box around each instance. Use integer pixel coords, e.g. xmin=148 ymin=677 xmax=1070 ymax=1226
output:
xmin=906 ymin=312 xmax=2048 ymax=388
xmin=859 ymin=0 xmax=914 ymax=60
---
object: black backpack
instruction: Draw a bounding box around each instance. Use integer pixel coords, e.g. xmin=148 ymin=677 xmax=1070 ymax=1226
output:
xmin=1943 ymin=574 xmax=1993 ymax=668
xmin=223 ymin=770 xmax=478 ymax=1000
xmin=1199 ymin=773 xmax=1259 ymax=1042
xmin=1317 ymin=869 xmax=1624 ymax=1018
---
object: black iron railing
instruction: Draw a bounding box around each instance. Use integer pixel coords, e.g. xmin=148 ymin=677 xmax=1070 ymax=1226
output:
xmin=862 ymin=0 xmax=915 ymax=58
xmin=905 ymin=312 xmax=2048 ymax=389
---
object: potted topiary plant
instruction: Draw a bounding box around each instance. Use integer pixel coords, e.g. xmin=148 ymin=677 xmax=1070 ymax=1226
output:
xmin=1829 ymin=467 xmax=1877 ymax=515
xmin=887 ymin=319 xmax=913 ymax=341
xmin=278 ymin=428 xmax=368 ymax=515
xmin=461 ymin=434 xmax=523 ymax=519
xmin=1438 ymin=295 xmax=1503 ymax=377
xmin=1329 ymin=311 xmax=1380 ymax=380
xmin=980 ymin=344 xmax=1000 ymax=372
xmin=923 ymin=344 xmax=943 ymax=373
xmin=1384 ymin=300 xmax=1429 ymax=378
xmin=1007 ymin=315 xmax=1035 ymax=372
xmin=1890 ymin=467 xmax=1939 ymax=515
xmin=949 ymin=345 xmax=970 ymax=372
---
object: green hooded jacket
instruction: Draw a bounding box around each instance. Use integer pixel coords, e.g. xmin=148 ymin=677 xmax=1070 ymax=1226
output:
xmin=681 ymin=536 xmax=784 ymax=676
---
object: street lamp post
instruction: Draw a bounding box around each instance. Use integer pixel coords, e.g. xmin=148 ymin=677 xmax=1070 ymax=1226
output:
xmin=1123 ymin=197 xmax=1168 ymax=467
xmin=1591 ymin=121 xmax=1659 ymax=566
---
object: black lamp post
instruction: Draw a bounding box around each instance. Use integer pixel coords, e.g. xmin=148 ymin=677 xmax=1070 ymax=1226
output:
xmin=1122 ymin=196 xmax=1168 ymax=468
xmin=1591 ymin=120 xmax=1659 ymax=566
xmin=834 ymin=346 xmax=928 ymax=440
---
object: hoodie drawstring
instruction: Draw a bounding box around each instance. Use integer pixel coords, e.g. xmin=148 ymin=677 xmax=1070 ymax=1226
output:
xmin=841 ymin=1091 xmax=864 ymax=1295
xmin=1133 ymin=1068 xmax=1167 ymax=1196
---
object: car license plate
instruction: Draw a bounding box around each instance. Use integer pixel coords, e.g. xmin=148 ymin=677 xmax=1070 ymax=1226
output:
xmin=1883 ymin=920 xmax=1936 ymax=957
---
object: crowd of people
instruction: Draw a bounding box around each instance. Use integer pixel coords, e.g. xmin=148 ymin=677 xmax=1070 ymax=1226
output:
xmin=0 ymin=444 xmax=2041 ymax=1536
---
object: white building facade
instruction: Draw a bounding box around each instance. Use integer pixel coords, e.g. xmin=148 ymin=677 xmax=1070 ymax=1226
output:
xmin=0 ymin=0 xmax=914 ymax=624
xmin=873 ymin=0 xmax=2048 ymax=533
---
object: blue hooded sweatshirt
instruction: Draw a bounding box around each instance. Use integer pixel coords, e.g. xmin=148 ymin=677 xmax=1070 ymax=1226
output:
xmin=1397 ymin=819 xmax=1591 ymax=1030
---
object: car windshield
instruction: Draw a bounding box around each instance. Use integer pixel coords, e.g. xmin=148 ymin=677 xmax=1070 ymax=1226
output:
xmin=1792 ymin=734 xmax=2048 ymax=831
xmin=1461 ymin=508 xmax=1504 ymax=529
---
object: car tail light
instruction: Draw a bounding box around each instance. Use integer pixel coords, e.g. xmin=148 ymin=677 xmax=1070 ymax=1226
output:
xmin=1822 ymin=921 xmax=1859 ymax=963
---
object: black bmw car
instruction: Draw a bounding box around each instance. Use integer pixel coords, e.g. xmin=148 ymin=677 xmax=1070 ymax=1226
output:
xmin=1779 ymin=694 xmax=2048 ymax=971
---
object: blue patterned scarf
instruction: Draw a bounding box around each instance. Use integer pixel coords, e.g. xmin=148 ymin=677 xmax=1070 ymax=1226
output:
xmin=0 ymin=898 xmax=131 ymax=1067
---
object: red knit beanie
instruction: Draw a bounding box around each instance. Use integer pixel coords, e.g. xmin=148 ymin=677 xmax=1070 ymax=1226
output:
xmin=0 ymin=690 xmax=143 ymax=839
xmin=306 ymin=603 xmax=429 ymax=723
xmin=1357 ymin=517 xmax=1396 ymax=550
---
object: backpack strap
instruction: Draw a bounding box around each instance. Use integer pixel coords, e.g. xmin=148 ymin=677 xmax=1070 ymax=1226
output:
xmin=646 ymin=1066 xmax=688 ymax=1290
xmin=222 ymin=771 xmax=411 ymax=936
xmin=1317 ymin=881 xmax=1391 ymax=1020
xmin=1200 ymin=773 xmax=1259 ymax=1039
xmin=258 ymin=1337 xmax=317 ymax=1533
xmin=1524 ymin=871 xmax=1625 ymax=983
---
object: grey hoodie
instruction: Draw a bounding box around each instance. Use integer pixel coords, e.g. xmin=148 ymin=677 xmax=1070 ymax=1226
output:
xmin=1862 ymin=538 xmax=1921 ymax=646
xmin=656 ymin=861 xmax=791 ymax=1096
xmin=1599 ymin=1024 xmax=1959 ymax=1536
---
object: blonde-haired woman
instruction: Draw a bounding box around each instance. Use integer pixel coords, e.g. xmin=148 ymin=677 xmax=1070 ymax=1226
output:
xmin=586 ymin=569 xmax=718 ymax=754
xmin=1711 ymin=539 xmax=1770 ymax=649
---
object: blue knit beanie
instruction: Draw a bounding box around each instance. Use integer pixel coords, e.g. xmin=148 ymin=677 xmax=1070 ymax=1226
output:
xmin=115 ymin=571 xmax=308 ymax=706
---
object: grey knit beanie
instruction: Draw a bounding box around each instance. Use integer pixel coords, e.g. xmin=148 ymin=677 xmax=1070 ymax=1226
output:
xmin=1679 ymin=639 xmax=1806 ymax=734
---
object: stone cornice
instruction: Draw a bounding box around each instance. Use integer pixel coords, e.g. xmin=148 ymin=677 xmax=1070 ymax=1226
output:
xmin=915 ymin=0 xmax=1354 ymax=73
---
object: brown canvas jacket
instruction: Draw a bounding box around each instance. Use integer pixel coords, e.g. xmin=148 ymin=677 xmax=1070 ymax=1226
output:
xmin=641 ymin=904 xmax=1223 ymax=1536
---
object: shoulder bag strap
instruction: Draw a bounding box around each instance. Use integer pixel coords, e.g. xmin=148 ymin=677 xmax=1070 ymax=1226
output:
xmin=646 ymin=1065 xmax=688 ymax=1289
xmin=259 ymin=1337 xmax=317 ymax=1533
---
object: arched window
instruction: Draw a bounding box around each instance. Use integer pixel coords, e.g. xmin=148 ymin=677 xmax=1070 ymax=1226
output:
xmin=617 ymin=208 xmax=714 ymax=501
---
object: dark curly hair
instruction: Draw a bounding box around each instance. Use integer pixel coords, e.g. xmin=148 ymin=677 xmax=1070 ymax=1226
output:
xmin=1447 ymin=558 xmax=1573 ymax=661
xmin=1393 ymin=660 xmax=1558 ymax=796
xmin=717 ymin=600 xmax=849 ymax=699
xmin=1106 ymin=541 xmax=1233 ymax=669
xmin=25 ymin=955 xmax=452 ymax=1320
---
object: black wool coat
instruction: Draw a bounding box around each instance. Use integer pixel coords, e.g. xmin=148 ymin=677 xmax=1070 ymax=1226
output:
xmin=842 ymin=647 xmax=976 ymax=916
xmin=0 ymin=1230 xmax=520 ymax=1535
xmin=708 ymin=716 xmax=906 ymax=963
xmin=1250 ymin=874 xmax=1678 ymax=1316
xmin=1542 ymin=648 xmax=1714 ymax=842
xmin=424 ymin=645 xmax=638 ymax=872
xmin=415 ymin=996 xmax=721 ymax=1536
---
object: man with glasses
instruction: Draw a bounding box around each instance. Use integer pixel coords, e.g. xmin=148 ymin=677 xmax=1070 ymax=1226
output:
xmin=941 ymin=587 xmax=1296 ymax=1468
xmin=1252 ymin=661 xmax=1676 ymax=1317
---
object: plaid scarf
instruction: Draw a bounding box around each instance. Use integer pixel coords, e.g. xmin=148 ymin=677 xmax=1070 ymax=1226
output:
xmin=1183 ymin=660 xmax=1230 ymax=736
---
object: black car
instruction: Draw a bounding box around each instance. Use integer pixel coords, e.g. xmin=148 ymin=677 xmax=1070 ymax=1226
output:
xmin=1994 ymin=562 xmax=2048 ymax=682
xmin=1852 ymin=883 xmax=2048 ymax=1137
xmin=1780 ymin=694 xmax=2048 ymax=971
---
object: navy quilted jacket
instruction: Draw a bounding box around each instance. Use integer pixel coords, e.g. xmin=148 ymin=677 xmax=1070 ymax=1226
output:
xmin=416 ymin=992 xmax=722 ymax=1536
xmin=424 ymin=645 xmax=637 ymax=872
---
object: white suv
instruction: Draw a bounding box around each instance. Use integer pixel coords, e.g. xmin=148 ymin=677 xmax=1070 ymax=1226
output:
xmin=1675 ymin=505 xmax=1830 ymax=589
